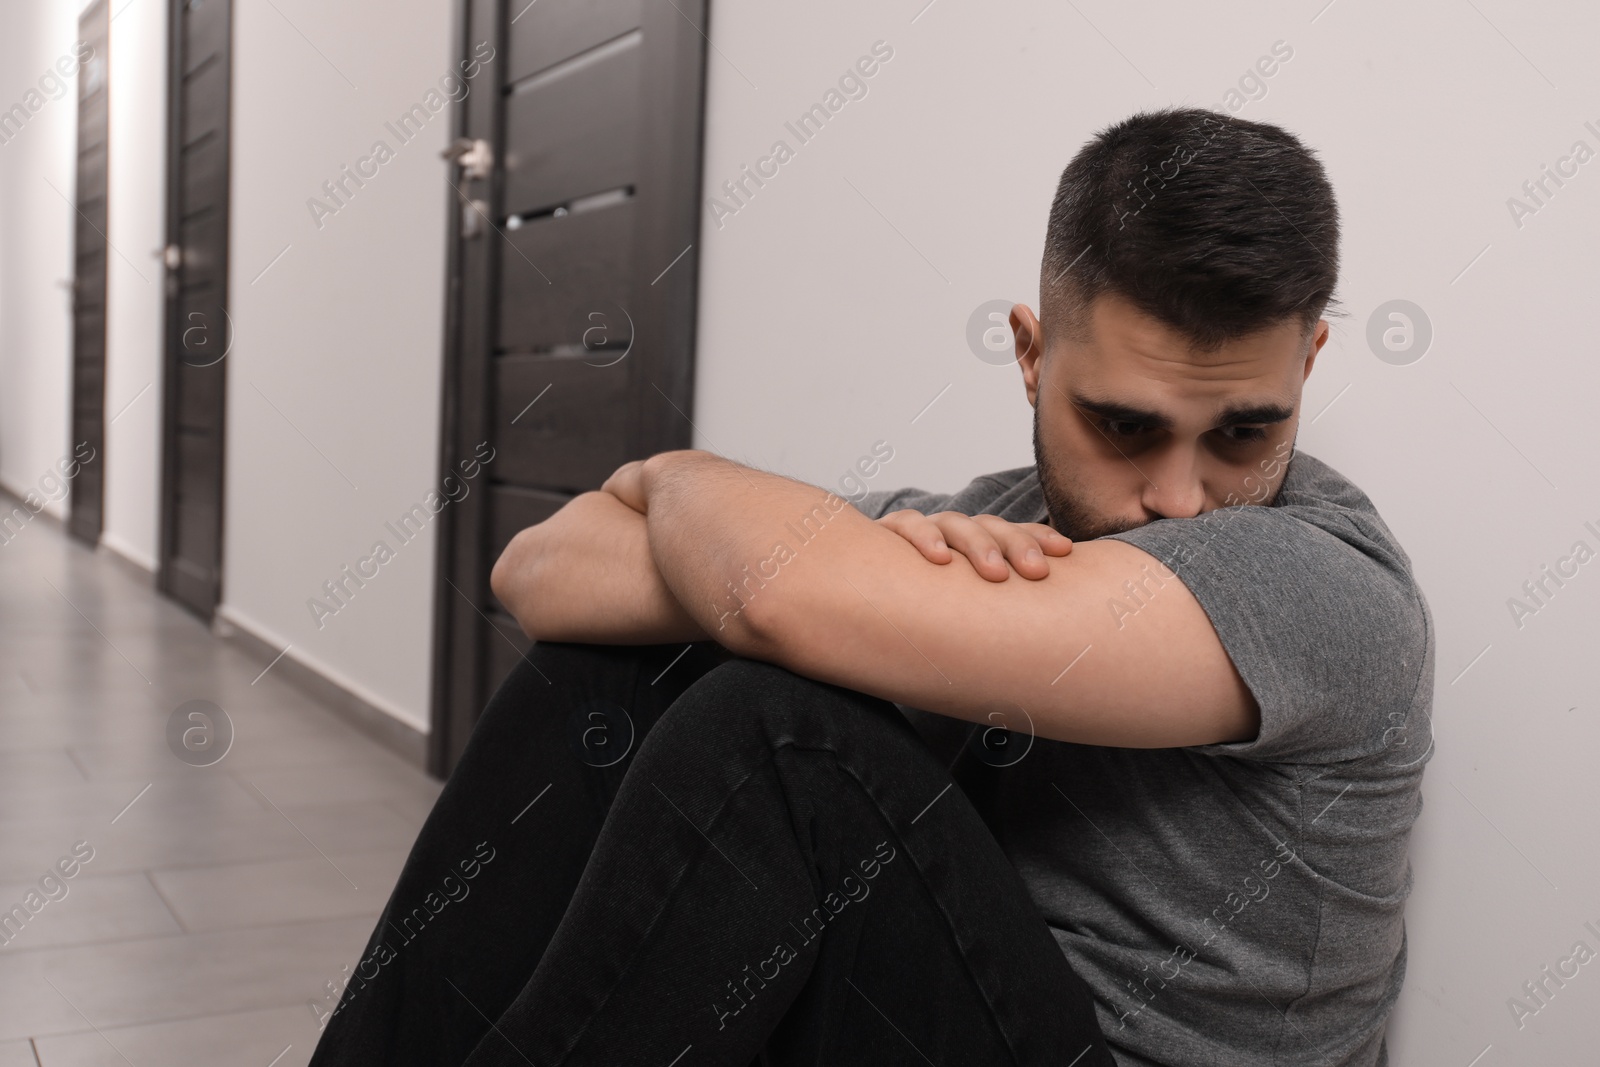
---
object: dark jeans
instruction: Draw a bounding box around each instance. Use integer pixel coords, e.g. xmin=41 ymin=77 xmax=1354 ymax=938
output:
xmin=307 ymin=641 xmax=1113 ymax=1066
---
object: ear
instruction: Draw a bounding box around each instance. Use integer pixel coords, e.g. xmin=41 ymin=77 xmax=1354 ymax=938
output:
xmin=1011 ymin=304 xmax=1045 ymax=407
xmin=1303 ymin=319 xmax=1329 ymax=382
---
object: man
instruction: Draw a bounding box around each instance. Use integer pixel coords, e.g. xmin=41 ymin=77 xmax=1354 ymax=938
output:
xmin=310 ymin=106 xmax=1433 ymax=1066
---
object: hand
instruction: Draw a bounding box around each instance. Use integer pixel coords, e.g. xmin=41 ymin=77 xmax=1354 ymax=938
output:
xmin=876 ymin=510 xmax=1072 ymax=582
xmin=603 ymin=450 xmax=713 ymax=514
xmin=601 ymin=460 xmax=648 ymax=513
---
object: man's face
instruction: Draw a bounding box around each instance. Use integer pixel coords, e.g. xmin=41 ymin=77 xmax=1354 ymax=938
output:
xmin=1011 ymin=291 xmax=1327 ymax=542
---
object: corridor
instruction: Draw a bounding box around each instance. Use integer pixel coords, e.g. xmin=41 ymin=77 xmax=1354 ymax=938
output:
xmin=0 ymin=496 xmax=440 ymax=1066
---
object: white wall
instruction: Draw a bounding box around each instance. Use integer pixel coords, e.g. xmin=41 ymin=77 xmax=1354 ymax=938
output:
xmin=220 ymin=0 xmax=457 ymax=732
xmin=102 ymin=0 xmax=166 ymax=570
xmin=692 ymin=0 xmax=1600 ymax=1061
xmin=0 ymin=0 xmax=82 ymax=514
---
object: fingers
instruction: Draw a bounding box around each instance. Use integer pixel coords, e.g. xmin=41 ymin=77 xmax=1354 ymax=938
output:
xmin=967 ymin=514 xmax=1058 ymax=580
xmin=925 ymin=513 xmax=1046 ymax=582
xmin=920 ymin=513 xmax=1011 ymax=581
xmin=878 ymin=510 xmax=954 ymax=565
xmin=879 ymin=511 xmax=1073 ymax=581
xmin=1012 ymin=521 xmax=1074 ymax=556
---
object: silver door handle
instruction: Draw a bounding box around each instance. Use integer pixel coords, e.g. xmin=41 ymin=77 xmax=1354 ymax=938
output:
xmin=440 ymin=137 xmax=493 ymax=181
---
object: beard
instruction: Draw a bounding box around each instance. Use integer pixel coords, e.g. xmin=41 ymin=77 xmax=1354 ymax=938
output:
xmin=1031 ymin=402 xmax=1150 ymax=543
xmin=1031 ymin=403 xmax=1297 ymax=540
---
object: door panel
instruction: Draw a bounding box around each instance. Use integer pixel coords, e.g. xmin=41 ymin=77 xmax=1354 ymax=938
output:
xmin=496 ymin=202 xmax=635 ymax=352
xmin=181 ymin=58 xmax=227 ymax=145
xmin=158 ymin=0 xmax=232 ymax=619
xmin=177 ymin=208 xmax=226 ymax=275
xmin=182 ymin=0 xmax=226 ymax=73
xmin=485 ymin=486 xmax=565 ymax=559
xmin=68 ymin=0 xmax=110 ymax=545
xmin=173 ymin=283 xmax=228 ymax=375
xmin=79 ymin=92 xmax=109 ymax=151
xmin=171 ymin=354 xmax=221 ymax=424
xmin=491 ymin=356 xmax=630 ymax=491
xmin=77 ymin=150 xmax=108 ymax=209
xmin=507 ymin=0 xmax=641 ymax=83
xmin=429 ymin=0 xmax=709 ymax=774
xmin=74 ymin=284 xmax=106 ymax=326
xmin=179 ymin=134 xmax=226 ymax=212
xmin=501 ymin=36 xmax=641 ymax=216
xmin=173 ymin=451 xmax=220 ymax=555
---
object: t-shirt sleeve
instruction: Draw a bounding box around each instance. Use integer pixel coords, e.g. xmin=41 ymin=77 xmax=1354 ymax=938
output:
xmin=1103 ymin=504 xmax=1432 ymax=764
xmin=851 ymin=486 xmax=955 ymax=520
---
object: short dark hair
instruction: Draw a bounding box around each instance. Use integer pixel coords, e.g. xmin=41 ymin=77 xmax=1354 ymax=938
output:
xmin=1039 ymin=106 xmax=1342 ymax=354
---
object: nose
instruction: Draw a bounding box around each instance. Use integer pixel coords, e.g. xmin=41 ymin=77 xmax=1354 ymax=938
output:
xmin=1139 ymin=445 xmax=1207 ymax=519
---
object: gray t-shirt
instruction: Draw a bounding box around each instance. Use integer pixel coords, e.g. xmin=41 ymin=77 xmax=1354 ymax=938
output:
xmin=854 ymin=450 xmax=1435 ymax=1066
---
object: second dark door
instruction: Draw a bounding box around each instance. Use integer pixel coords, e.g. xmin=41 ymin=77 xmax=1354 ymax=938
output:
xmin=68 ymin=0 xmax=110 ymax=545
xmin=429 ymin=0 xmax=711 ymax=774
xmin=157 ymin=0 xmax=232 ymax=619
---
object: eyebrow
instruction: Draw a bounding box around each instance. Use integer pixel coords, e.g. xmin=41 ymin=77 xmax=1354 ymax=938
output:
xmin=1069 ymin=392 xmax=1295 ymax=430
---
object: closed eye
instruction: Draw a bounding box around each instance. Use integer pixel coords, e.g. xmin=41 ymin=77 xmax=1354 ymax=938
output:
xmin=1098 ymin=418 xmax=1150 ymax=438
xmin=1097 ymin=418 xmax=1270 ymax=445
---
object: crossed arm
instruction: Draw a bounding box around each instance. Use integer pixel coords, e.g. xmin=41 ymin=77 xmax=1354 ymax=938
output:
xmin=489 ymin=449 xmax=1258 ymax=749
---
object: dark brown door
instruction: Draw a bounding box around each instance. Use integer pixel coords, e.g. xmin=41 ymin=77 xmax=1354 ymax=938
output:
xmin=157 ymin=0 xmax=232 ymax=619
xmin=68 ymin=0 xmax=110 ymax=545
xmin=429 ymin=0 xmax=710 ymax=774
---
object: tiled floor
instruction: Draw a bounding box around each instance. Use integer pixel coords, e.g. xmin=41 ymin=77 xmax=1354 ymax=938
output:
xmin=0 ymin=510 xmax=443 ymax=1065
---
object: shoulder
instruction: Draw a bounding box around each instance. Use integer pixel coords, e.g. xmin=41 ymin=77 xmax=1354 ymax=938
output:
xmin=1104 ymin=450 xmax=1435 ymax=763
xmin=1271 ymin=452 xmax=1417 ymax=576
xmin=1113 ymin=451 xmax=1420 ymax=594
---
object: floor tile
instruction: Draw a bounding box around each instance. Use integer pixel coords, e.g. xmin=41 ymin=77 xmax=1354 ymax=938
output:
xmin=0 ymin=511 xmax=449 ymax=1052
xmin=0 ymin=916 xmax=373 ymax=1041
xmin=151 ymin=850 xmax=408 ymax=932
xmin=34 ymin=1004 xmax=319 ymax=1067
xmin=0 ymin=873 xmax=180 ymax=951
xmin=235 ymin=758 xmax=438 ymax=808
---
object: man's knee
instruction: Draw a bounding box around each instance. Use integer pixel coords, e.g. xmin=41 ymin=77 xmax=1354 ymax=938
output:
xmin=480 ymin=641 xmax=711 ymax=721
xmin=659 ymin=656 xmax=925 ymax=758
xmin=480 ymin=640 xmax=608 ymax=707
xmin=463 ymin=642 xmax=668 ymax=765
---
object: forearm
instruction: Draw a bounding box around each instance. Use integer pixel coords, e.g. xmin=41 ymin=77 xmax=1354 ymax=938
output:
xmin=641 ymin=451 xmax=861 ymax=653
xmin=490 ymin=490 xmax=710 ymax=645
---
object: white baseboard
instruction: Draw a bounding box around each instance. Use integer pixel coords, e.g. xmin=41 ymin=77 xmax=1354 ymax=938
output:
xmin=98 ymin=530 xmax=157 ymax=573
xmin=213 ymin=604 xmax=432 ymax=772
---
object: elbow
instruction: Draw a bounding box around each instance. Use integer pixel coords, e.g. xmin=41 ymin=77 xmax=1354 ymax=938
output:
xmin=714 ymin=583 xmax=786 ymax=662
xmin=490 ymin=528 xmax=543 ymax=638
xmin=487 ymin=532 xmax=521 ymax=609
